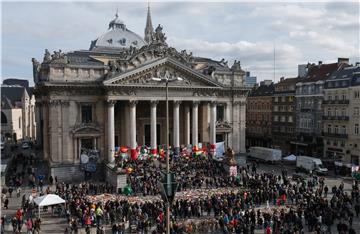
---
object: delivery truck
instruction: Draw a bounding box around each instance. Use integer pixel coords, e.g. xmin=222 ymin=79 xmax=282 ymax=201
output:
xmin=248 ymin=147 xmax=282 ymax=163
xmin=296 ymin=156 xmax=328 ymax=175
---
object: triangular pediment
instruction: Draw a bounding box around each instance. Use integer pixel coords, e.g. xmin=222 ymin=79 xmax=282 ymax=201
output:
xmin=103 ymin=57 xmax=222 ymax=88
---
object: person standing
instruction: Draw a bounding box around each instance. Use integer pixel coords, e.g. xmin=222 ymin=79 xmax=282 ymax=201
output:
xmin=26 ymin=218 xmax=33 ymax=234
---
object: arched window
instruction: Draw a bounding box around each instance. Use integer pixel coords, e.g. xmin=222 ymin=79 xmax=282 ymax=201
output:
xmin=1 ymin=112 xmax=7 ymax=124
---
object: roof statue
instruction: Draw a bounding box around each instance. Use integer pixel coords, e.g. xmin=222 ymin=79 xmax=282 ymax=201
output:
xmin=144 ymin=3 xmax=154 ymax=43
xmin=153 ymin=24 xmax=167 ymax=45
xmin=231 ymin=60 xmax=241 ymax=70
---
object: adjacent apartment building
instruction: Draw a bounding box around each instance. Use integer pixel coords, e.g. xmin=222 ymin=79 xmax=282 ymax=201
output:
xmin=323 ymin=64 xmax=360 ymax=164
xmin=272 ymin=77 xmax=302 ymax=155
xmin=294 ymin=59 xmax=349 ymax=157
xmin=246 ymin=80 xmax=274 ymax=148
xmin=1 ymin=79 xmax=37 ymax=142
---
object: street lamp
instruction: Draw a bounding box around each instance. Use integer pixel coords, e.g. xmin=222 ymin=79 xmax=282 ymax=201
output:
xmin=151 ymin=75 xmax=182 ymax=234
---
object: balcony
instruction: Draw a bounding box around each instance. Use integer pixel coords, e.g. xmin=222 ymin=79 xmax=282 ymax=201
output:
xmin=322 ymin=116 xmax=349 ymax=121
xmin=323 ymin=100 xmax=349 ymax=105
xmin=322 ymin=132 xmax=348 ymax=139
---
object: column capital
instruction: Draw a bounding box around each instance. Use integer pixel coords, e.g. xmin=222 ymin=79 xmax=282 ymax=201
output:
xmin=173 ymin=100 xmax=182 ymax=107
xmin=210 ymin=101 xmax=218 ymax=107
xmin=150 ymin=100 xmax=159 ymax=107
xmin=106 ymin=100 xmax=116 ymax=106
xmin=129 ymin=100 xmax=138 ymax=107
xmin=192 ymin=101 xmax=200 ymax=107
xmin=233 ymin=100 xmax=246 ymax=106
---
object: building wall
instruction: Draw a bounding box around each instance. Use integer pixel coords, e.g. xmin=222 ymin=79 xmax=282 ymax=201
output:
xmin=295 ymin=81 xmax=324 ymax=156
xmin=246 ymin=96 xmax=273 ymax=148
xmin=1 ymin=108 xmax=23 ymax=141
xmin=322 ymin=87 xmax=351 ymax=161
xmin=349 ymin=85 xmax=360 ymax=164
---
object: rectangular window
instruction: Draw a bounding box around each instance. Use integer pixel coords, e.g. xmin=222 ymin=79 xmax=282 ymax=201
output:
xmin=216 ymin=105 xmax=225 ymax=122
xmin=341 ymin=108 xmax=346 ymax=116
xmin=334 ymin=125 xmax=338 ymax=134
xmin=327 ymin=108 xmax=331 ymax=116
xmin=355 ymin=124 xmax=359 ymax=135
xmin=354 ymin=107 xmax=359 ymax=116
xmin=342 ymin=126 xmax=346 ymax=134
xmin=328 ymin=124 xmax=332 ymax=133
xmin=81 ymin=105 xmax=92 ymax=123
xmin=354 ymin=91 xmax=359 ymax=98
xmin=288 ymin=116 xmax=293 ymax=123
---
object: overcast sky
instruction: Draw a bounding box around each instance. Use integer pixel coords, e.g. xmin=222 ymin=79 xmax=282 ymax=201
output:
xmin=1 ymin=1 xmax=359 ymax=85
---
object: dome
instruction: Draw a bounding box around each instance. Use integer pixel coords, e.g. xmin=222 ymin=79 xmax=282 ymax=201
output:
xmin=90 ymin=13 xmax=147 ymax=50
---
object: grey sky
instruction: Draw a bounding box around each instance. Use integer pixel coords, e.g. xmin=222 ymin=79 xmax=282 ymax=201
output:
xmin=1 ymin=1 xmax=359 ymax=85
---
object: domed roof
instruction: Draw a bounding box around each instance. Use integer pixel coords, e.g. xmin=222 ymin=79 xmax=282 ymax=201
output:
xmin=90 ymin=13 xmax=147 ymax=51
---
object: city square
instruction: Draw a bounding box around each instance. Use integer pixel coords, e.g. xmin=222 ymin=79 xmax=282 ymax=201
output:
xmin=1 ymin=1 xmax=360 ymax=234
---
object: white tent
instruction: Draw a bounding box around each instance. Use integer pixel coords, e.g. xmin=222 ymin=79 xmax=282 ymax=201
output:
xmin=34 ymin=194 xmax=65 ymax=218
xmin=283 ymin=154 xmax=296 ymax=161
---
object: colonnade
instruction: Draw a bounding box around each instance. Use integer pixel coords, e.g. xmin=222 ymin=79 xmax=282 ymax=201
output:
xmin=107 ymin=100 xmax=217 ymax=164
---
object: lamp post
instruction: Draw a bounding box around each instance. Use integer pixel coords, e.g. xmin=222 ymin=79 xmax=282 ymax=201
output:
xmin=152 ymin=75 xmax=182 ymax=234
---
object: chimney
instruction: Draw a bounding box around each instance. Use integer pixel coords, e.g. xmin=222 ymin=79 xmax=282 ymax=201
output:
xmin=338 ymin=57 xmax=349 ymax=65
xmin=318 ymin=61 xmax=322 ymax=65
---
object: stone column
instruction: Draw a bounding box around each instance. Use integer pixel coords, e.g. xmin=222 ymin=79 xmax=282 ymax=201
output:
xmin=129 ymin=100 xmax=138 ymax=159
xmin=184 ymin=104 xmax=190 ymax=146
xmin=150 ymin=101 xmax=158 ymax=155
xmin=210 ymin=101 xmax=217 ymax=145
xmin=232 ymin=101 xmax=241 ymax=153
xmin=173 ymin=101 xmax=181 ymax=155
xmin=192 ymin=101 xmax=199 ymax=147
xmin=239 ymin=101 xmax=246 ymax=153
xmin=35 ymin=102 xmax=42 ymax=146
xmin=107 ymin=101 xmax=115 ymax=164
xmin=225 ymin=102 xmax=231 ymax=122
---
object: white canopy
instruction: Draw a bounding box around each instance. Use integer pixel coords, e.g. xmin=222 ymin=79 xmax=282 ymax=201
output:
xmin=283 ymin=154 xmax=296 ymax=161
xmin=34 ymin=194 xmax=65 ymax=207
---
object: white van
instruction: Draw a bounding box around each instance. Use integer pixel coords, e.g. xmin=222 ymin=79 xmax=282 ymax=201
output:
xmin=296 ymin=156 xmax=328 ymax=175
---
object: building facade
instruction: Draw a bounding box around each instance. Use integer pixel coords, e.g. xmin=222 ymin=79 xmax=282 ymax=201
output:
xmin=33 ymin=10 xmax=249 ymax=181
xmin=323 ymin=65 xmax=360 ymax=164
xmin=271 ymin=77 xmax=301 ymax=155
xmin=246 ymin=80 xmax=274 ymax=148
xmin=1 ymin=81 xmax=37 ymax=142
xmin=294 ymin=59 xmax=348 ymax=157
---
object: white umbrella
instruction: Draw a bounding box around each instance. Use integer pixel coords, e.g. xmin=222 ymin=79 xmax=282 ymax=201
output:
xmin=34 ymin=194 xmax=65 ymax=218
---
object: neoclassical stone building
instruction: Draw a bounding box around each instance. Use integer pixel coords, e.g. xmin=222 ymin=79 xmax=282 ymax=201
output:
xmin=33 ymin=8 xmax=249 ymax=180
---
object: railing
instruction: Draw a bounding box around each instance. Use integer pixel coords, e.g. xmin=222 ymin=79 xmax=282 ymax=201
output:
xmin=322 ymin=132 xmax=348 ymax=138
xmin=323 ymin=100 xmax=349 ymax=105
xmin=322 ymin=116 xmax=349 ymax=121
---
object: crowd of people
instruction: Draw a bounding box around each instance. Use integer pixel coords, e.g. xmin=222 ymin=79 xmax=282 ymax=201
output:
xmin=2 ymin=153 xmax=360 ymax=233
